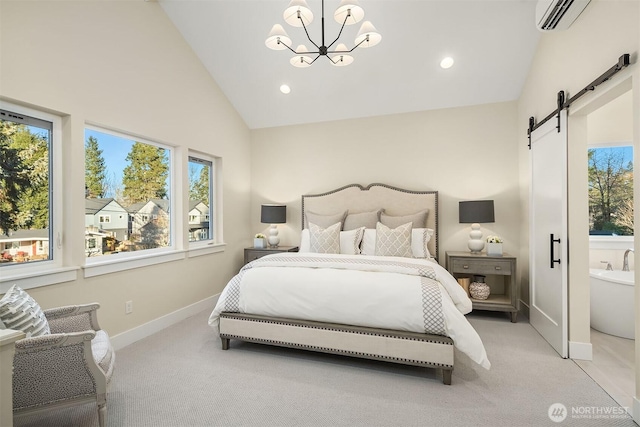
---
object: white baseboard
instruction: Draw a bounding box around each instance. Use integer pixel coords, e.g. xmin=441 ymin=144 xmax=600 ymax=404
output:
xmin=569 ymin=341 xmax=593 ymax=361
xmin=111 ymin=294 xmax=219 ymax=351
xmin=519 ymin=300 xmax=530 ymax=319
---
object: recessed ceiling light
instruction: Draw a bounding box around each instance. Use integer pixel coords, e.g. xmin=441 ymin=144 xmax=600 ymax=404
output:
xmin=440 ymin=57 xmax=454 ymax=69
xmin=280 ymin=84 xmax=291 ymax=94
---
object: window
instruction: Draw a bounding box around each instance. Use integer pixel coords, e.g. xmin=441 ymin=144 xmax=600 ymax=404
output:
xmin=188 ymin=155 xmax=214 ymax=243
xmin=0 ymin=105 xmax=58 ymax=269
xmin=588 ymin=145 xmax=633 ymax=236
xmin=84 ymin=126 xmax=173 ymax=259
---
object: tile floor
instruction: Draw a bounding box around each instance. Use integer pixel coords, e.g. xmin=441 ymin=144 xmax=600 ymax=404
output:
xmin=575 ymin=329 xmax=635 ymax=416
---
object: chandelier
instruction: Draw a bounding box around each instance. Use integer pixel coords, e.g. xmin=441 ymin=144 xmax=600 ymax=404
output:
xmin=265 ymin=0 xmax=382 ymax=67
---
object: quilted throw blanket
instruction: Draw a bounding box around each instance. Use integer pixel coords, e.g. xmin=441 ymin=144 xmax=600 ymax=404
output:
xmin=209 ymin=253 xmax=490 ymax=369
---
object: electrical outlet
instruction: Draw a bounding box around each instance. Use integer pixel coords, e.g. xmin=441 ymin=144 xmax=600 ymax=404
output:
xmin=125 ymin=300 xmax=133 ymax=314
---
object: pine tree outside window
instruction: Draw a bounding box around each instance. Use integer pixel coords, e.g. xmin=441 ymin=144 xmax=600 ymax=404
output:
xmin=0 ymin=104 xmax=61 ymax=271
xmin=84 ymin=126 xmax=173 ymax=259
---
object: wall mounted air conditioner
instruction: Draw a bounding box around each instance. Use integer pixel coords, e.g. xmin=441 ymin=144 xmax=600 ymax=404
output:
xmin=536 ymin=0 xmax=591 ymax=31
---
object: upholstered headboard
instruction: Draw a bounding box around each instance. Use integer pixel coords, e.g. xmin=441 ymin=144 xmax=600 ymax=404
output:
xmin=301 ymin=183 xmax=439 ymax=260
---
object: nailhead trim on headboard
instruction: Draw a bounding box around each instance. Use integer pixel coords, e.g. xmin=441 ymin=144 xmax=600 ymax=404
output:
xmin=301 ymin=183 xmax=439 ymax=261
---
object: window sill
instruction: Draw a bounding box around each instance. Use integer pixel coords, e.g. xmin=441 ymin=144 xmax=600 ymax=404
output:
xmin=0 ymin=267 xmax=79 ymax=293
xmin=188 ymin=242 xmax=226 ymax=258
xmin=83 ymin=250 xmax=186 ymax=278
xmin=589 ymin=236 xmax=634 ymax=250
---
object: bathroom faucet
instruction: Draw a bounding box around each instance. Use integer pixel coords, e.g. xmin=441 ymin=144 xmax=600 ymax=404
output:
xmin=622 ymin=248 xmax=634 ymax=271
xmin=600 ymin=261 xmax=613 ymax=271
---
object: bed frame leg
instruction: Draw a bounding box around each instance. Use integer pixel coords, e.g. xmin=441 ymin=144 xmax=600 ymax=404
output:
xmin=221 ymin=337 xmax=230 ymax=350
xmin=442 ymin=369 xmax=452 ymax=385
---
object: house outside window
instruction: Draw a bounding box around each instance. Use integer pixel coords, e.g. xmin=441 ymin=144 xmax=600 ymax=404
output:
xmin=84 ymin=126 xmax=173 ymax=258
xmin=188 ymin=154 xmax=215 ymax=244
xmin=0 ymin=104 xmax=60 ymax=269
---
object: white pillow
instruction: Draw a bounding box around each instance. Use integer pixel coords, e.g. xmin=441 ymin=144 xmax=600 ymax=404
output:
xmin=309 ymin=222 xmax=341 ymax=254
xmin=362 ymin=228 xmax=434 ymax=258
xmin=374 ymin=222 xmax=413 ymax=258
xmin=411 ymin=228 xmax=434 ymax=259
xmin=300 ymin=226 xmax=365 ymax=255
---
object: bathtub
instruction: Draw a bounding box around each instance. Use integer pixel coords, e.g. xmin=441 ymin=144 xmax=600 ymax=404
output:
xmin=589 ymin=269 xmax=635 ymax=340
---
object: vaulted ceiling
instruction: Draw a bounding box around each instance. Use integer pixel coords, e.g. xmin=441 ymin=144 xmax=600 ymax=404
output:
xmin=159 ymin=0 xmax=542 ymax=129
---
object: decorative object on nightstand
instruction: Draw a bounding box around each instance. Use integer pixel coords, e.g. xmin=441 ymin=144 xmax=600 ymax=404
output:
xmin=459 ymin=200 xmax=495 ymax=253
xmin=486 ymin=235 xmax=503 ymax=257
xmin=261 ymin=204 xmax=286 ymax=248
xmin=254 ymin=233 xmax=267 ymax=248
xmin=469 ymin=275 xmax=490 ymax=300
xmin=456 ymin=277 xmax=471 ymax=297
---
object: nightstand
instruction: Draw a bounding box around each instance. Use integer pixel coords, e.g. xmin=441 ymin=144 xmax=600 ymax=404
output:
xmin=244 ymin=246 xmax=298 ymax=265
xmin=445 ymin=251 xmax=518 ymax=322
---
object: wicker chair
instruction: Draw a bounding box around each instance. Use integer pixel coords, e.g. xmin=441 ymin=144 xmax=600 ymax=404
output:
xmin=12 ymin=303 xmax=115 ymax=427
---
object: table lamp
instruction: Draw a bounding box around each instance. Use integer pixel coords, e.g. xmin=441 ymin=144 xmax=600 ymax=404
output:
xmin=261 ymin=204 xmax=286 ymax=248
xmin=459 ymin=200 xmax=495 ymax=253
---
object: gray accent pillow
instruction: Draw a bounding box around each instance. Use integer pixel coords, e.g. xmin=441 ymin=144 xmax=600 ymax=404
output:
xmin=0 ymin=285 xmax=50 ymax=337
xmin=374 ymin=222 xmax=413 ymax=258
xmin=380 ymin=210 xmax=428 ymax=229
xmin=305 ymin=210 xmax=348 ymax=230
xmin=343 ymin=209 xmax=384 ymax=231
xmin=309 ymin=222 xmax=341 ymax=254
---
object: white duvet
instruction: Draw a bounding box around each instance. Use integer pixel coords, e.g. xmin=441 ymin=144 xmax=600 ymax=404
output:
xmin=209 ymin=253 xmax=490 ymax=369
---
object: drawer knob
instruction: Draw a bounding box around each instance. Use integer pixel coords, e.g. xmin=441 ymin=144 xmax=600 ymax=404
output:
xmin=463 ymin=265 xmax=469 ymax=269
xmin=495 ymin=266 xmax=501 ymax=270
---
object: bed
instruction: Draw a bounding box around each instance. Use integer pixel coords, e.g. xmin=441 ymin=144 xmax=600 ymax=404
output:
xmin=209 ymin=184 xmax=490 ymax=384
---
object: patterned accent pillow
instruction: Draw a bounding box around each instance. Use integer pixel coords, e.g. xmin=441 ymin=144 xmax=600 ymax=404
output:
xmin=305 ymin=210 xmax=348 ymax=230
xmin=343 ymin=209 xmax=384 ymax=231
xmin=299 ymin=227 xmax=365 ymax=255
xmin=0 ymin=285 xmax=50 ymax=337
xmin=362 ymin=228 xmax=435 ymax=258
xmin=380 ymin=210 xmax=428 ymax=229
xmin=309 ymin=222 xmax=341 ymax=254
xmin=374 ymin=222 xmax=413 ymax=258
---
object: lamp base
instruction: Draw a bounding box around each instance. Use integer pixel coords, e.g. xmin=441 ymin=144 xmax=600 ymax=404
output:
xmin=268 ymin=224 xmax=280 ymax=248
xmin=468 ymin=223 xmax=485 ymax=253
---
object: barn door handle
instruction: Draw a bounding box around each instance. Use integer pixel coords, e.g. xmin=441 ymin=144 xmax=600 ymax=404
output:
xmin=550 ymin=234 xmax=561 ymax=268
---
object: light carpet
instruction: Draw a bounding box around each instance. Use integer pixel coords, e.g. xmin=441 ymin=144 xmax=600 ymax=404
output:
xmin=15 ymin=310 xmax=636 ymax=426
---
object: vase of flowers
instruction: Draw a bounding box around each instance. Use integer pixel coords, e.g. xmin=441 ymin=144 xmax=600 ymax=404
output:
xmin=254 ymin=233 xmax=266 ymax=248
xmin=486 ymin=235 xmax=503 ymax=257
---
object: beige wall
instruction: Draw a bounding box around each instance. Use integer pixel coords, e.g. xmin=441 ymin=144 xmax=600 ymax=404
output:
xmin=251 ymin=102 xmax=521 ymax=265
xmin=0 ymin=1 xmax=251 ymax=335
xmin=517 ymin=0 xmax=639 ymax=349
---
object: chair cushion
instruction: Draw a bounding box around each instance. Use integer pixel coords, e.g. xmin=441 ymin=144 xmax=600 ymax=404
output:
xmin=0 ymin=285 xmax=50 ymax=337
xmin=92 ymin=329 xmax=115 ymax=383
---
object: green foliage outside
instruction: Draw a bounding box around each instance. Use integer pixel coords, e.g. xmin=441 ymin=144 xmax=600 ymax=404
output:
xmin=0 ymin=120 xmax=49 ymax=234
xmin=85 ymin=135 xmax=107 ymax=198
xmin=189 ymin=163 xmax=210 ymax=206
xmin=122 ymin=142 xmax=169 ymax=206
xmin=588 ymin=147 xmax=634 ymax=236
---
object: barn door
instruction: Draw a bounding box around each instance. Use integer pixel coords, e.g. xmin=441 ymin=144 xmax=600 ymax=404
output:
xmin=529 ymin=110 xmax=569 ymax=358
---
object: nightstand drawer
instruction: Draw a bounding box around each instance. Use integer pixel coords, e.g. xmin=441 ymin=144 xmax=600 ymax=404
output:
xmin=450 ymin=259 xmax=512 ymax=275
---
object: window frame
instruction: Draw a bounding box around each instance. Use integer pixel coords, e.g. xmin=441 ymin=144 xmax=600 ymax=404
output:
xmin=588 ymin=141 xmax=634 ymax=249
xmin=83 ymin=124 xmax=183 ymax=277
xmin=187 ymin=151 xmax=224 ymax=257
xmin=0 ymin=101 xmax=75 ymax=293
